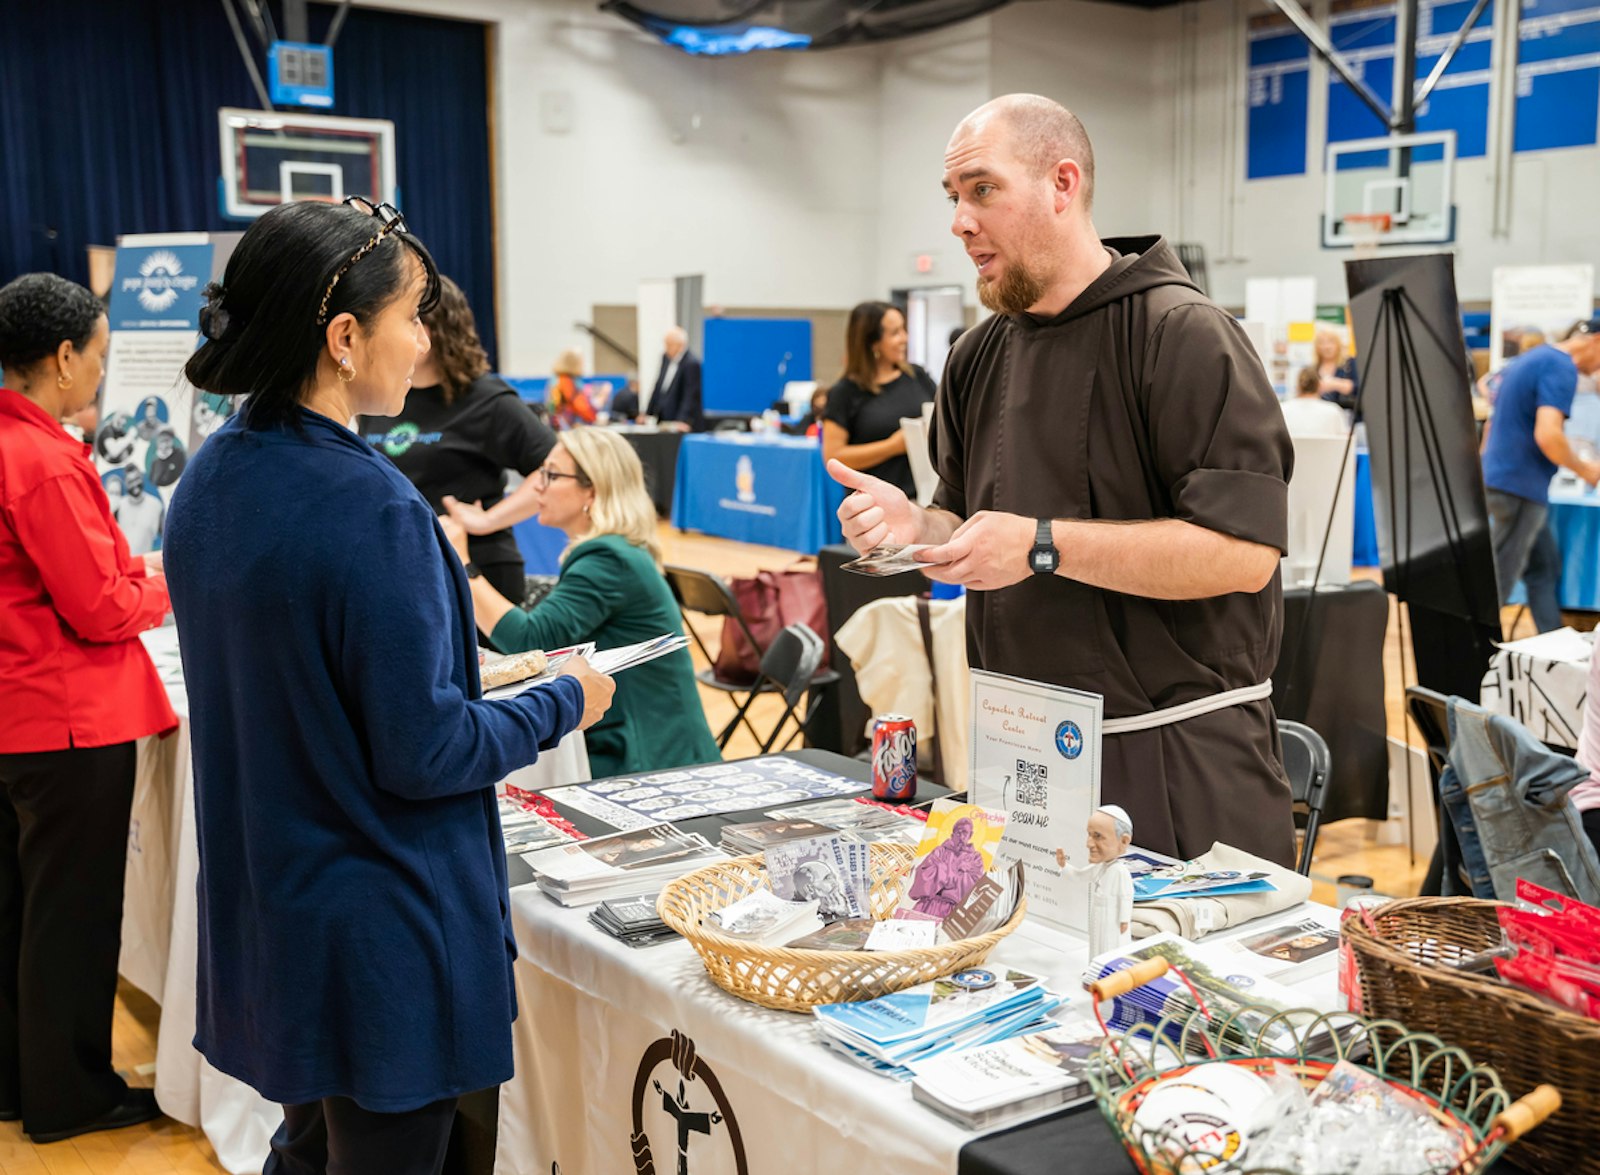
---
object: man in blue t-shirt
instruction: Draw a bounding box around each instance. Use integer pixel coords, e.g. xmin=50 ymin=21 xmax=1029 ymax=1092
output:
xmin=1482 ymin=317 xmax=1600 ymax=631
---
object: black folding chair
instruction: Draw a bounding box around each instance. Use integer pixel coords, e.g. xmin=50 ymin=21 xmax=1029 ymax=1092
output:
xmin=755 ymin=624 xmax=829 ymax=753
xmin=665 ymin=565 xmax=838 ymax=751
xmin=1278 ymin=719 xmax=1331 ymax=876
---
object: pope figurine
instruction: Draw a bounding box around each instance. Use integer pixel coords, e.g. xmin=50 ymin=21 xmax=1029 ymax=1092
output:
xmin=1055 ymin=805 xmax=1135 ymax=958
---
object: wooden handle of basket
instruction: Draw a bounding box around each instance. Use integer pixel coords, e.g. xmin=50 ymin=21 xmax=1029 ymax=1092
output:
xmin=1089 ymin=958 xmax=1170 ymax=1001
xmin=1492 ymin=1085 xmax=1561 ymax=1142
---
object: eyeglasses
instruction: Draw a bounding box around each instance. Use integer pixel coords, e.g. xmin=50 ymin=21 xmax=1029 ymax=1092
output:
xmin=315 ymin=196 xmax=410 ymax=326
xmin=536 ymin=464 xmax=588 ymax=487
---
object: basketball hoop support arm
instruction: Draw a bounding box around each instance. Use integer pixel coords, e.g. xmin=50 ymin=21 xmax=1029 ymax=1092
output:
xmin=1263 ymin=0 xmax=1394 ymax=127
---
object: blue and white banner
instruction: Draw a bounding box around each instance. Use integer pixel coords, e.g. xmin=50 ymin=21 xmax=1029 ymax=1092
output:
xmin=107 ymin=236 xmax=213 ymax=332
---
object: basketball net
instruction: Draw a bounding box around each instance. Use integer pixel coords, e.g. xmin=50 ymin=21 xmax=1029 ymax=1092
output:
xmin=1343 ymin=212 xmax=1392 ymax=260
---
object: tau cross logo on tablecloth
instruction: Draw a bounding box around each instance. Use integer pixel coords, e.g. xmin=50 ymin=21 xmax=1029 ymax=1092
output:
xmin=629 ymin=1029 xmax=747 ymax=1175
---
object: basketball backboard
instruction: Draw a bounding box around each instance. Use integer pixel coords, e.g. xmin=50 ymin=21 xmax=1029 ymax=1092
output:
xmin=1322 ymin=129 xmax=1456 ymax=248
xmin=218 ymin=107 xmax=396 ymax=219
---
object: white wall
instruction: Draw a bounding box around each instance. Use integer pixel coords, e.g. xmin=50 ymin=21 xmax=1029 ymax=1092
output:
xmin=362 ymin=0 xmax=883 ymax=373
xmin=988 ymin=1 xmax=1181 ymax=242
xmin=875 ymin=21 xmax=993 ymax=295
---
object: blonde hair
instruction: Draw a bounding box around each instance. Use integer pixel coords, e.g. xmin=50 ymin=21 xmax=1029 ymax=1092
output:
xmin=560 ymin=427 xmax=661 ymax=565
xmin=1314 ymin=326 xmax=1347 ymax=364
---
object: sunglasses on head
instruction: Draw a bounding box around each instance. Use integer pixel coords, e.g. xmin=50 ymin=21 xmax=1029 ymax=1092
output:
xmin=315 ymin=196 xmax=411 ymax=326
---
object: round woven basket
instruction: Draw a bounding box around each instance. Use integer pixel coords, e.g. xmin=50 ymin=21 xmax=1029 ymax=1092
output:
xmin=1344 ymin=896 xmax=1598 ymax=1175
xmin=656 ymin=841 xmax=1028 ymax=1013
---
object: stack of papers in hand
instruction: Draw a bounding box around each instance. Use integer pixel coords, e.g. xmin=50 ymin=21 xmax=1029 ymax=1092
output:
xmin=482 ymin=634 xmax=688 ymax=700
xmin=908 ymin=1015 xmax=1107 ymax=1129
xmin=588 ymin=892 xmax=679 ymax=948
xmin=523 ymin=823 xmax=724 ymax=906
xmin=704 ymin=890 xmax=823 ymax=948
xmin=813 ymin=968 xmax=1065 ymax=1080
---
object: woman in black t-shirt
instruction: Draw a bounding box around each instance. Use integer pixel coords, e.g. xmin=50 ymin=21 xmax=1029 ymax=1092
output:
xmin=358 ymin=276 xmax=555 ymax=609
xmin=821 ymin=301 xmax=935 ymax=499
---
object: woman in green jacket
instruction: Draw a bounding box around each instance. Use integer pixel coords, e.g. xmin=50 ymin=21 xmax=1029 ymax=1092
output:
xmin=441 ymin=426 xmax=719 ymax=777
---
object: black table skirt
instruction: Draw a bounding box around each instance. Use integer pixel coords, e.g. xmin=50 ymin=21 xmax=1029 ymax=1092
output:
xmin=620 ymin=429 xmax=682 ymax=518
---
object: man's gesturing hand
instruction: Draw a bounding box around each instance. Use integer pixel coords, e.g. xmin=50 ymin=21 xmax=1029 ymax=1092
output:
xmin=828 ymin=459 xmax=920 ymax=555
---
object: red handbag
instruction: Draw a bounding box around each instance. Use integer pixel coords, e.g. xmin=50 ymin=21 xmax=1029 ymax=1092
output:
xmin=713 ymin=564 xmax=830 ymax=684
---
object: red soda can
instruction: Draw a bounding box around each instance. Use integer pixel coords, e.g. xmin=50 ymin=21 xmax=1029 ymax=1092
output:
xmin=871 ymin=714 xmax=918 ymax=801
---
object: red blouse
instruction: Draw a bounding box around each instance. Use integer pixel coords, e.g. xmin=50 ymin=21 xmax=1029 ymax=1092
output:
xmin=0 ymin=387 xmax=176 ymax=752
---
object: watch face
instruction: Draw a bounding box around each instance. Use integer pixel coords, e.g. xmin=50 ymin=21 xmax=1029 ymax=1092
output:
xmin=1032 ymin=548 xmax=1058 ymax=574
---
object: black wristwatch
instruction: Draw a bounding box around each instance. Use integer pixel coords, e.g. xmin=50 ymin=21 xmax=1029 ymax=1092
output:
xmin=1029 ymin=518 xmax=1059 ymax=575
xmin=464 ymin=561 xmax=484 ymax=580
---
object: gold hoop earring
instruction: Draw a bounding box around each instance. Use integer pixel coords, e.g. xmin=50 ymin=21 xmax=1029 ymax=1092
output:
xmin=337 ymin=364 xmax=355 ymax=384
xmin=56 ymin=373 xmax=72 ymax=389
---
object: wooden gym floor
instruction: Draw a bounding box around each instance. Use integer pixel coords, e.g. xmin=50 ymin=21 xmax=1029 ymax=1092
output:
xmin=0 ymin=528 xmax=1528 ymax=1173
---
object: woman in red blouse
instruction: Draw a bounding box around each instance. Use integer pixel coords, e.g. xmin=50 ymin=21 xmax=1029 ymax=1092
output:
xmin=0 ymin=274 xmax=175 ymax=1143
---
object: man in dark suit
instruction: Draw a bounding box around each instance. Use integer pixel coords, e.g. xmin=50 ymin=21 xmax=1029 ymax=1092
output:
xmin=649 ymin=326 xmax=705 ymax=432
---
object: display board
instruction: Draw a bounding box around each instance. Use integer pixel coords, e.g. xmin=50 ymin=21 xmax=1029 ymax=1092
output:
xmin=96 ymin=233 xmax=233 ymax=555
xmin=1488 ymin=264 xmax=1595 ymax=371
xmin=701 ymin=318 xmax=812 ymax=417
xmin=1247 ymin=10 xmax=1311 ymax=178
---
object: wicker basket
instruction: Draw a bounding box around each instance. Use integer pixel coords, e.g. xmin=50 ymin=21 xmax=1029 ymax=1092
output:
xmin=655 ymin=841 xmax=1028 ymax=1013
xmin=1344 ymin=896 xmax=1600 ymax=1175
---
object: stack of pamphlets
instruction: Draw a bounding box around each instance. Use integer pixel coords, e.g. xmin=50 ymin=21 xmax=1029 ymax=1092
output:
xmin=482 ymin=634 xmax=689 ymax=701
xmin=588 ymin=892 xmax=678 ymax=948
xmin=814 ymin=967 xmax=1064 ymax=1081
xmin=1132 ymin=864 xmax=1276 ymax=903
xmin=1088 ymin=933 xmax=1344 ymax=1055
xmin=704 ymin=891 xmax=823 ymax=948
xmin=762 ymin=797 xmax=928 ymax=846
xmin=719 ymin=817 xmax=836 ymax=856
xmin=908 ymin=1014 xmax=1109 ymax=1129
xmin=523 ymin=823 xmax=724 ymax=906
xmin=764 ymin=835 xmax=872 ymax=921
xmin=496 ymin=789 xmax=583 ymax=856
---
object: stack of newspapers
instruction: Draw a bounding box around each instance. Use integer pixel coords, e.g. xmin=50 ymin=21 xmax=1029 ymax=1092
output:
xmin=522 ymin=823 xmax=724 ymax=906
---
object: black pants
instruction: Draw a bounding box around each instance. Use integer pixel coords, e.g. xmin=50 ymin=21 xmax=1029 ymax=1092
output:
xmin=476 ymin=558 xmax=526 ymax=650
xmin=0 ymin=742 xmax=137 ymax=1134
xmin=266 ymin=1094 xmax=458 ymax=1175
xmin=1585 ymin=806 xmax=1600 ymax=857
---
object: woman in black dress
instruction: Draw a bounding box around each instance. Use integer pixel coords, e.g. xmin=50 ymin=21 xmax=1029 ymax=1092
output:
xmin=820 ymin=301 xmax=935 ymax=500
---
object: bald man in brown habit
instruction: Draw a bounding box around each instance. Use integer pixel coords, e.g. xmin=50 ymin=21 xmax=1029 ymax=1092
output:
xmin=830 ymin=94 xmax=1296 ymax=866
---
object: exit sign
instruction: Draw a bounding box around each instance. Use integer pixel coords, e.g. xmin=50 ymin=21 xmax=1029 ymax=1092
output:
xmin=269 ymin=42 xmax=334 ymax=109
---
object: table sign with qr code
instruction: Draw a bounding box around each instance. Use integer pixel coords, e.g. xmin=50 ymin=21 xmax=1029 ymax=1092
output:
xmin=968 ymin=669 xmax=1102 ymax=937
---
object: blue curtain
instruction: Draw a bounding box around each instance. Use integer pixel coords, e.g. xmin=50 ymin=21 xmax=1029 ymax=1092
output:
xmin=0 ymin=0 xmax=499 ymax=365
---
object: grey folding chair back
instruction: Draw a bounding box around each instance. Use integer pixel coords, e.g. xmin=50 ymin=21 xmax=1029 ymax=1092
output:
xmin=1278 ymin=719 xmax=1331 ymax=876
xmin=755 ymin=623 xmax=828 ymax=753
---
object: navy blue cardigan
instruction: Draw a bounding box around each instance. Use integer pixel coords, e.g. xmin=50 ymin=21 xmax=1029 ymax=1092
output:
xmin=164 ymin=408 xmax=584 ymax=1111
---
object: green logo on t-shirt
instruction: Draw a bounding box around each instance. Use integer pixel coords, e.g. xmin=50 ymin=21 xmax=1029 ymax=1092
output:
xmin=381 ymin=422 xmax=421 ymax=457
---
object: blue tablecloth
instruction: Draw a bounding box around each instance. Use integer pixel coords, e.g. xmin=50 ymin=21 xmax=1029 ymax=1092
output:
xmin=1353 ymin=449 xmax=1378 ymax=568
xmin=671 ymin=433 xmax=845 ymax=554
xmin=1544 ymin=482 xmax=1600 ymax=610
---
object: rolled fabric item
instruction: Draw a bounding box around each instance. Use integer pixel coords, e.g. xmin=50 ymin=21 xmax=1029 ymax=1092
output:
xmin=480 ymin=648 xmax=550 ymax=689
xmin=1131 ymin=841 xmax=1314 ymax=940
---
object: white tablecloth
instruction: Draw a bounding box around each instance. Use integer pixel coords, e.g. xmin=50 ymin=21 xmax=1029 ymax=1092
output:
xmin=1480 ymin=626 xmax=1593 ymax=750
xmin=123 ymin=626 xmax=591 ymax=1175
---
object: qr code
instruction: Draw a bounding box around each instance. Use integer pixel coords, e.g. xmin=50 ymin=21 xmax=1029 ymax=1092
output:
xmin=1015 ymin=759 xmax=1048 ymax=808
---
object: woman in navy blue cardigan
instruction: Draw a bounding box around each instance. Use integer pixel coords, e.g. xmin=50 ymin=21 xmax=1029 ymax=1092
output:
xmin=163 ymin=199 xmax=614 ymax=1175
